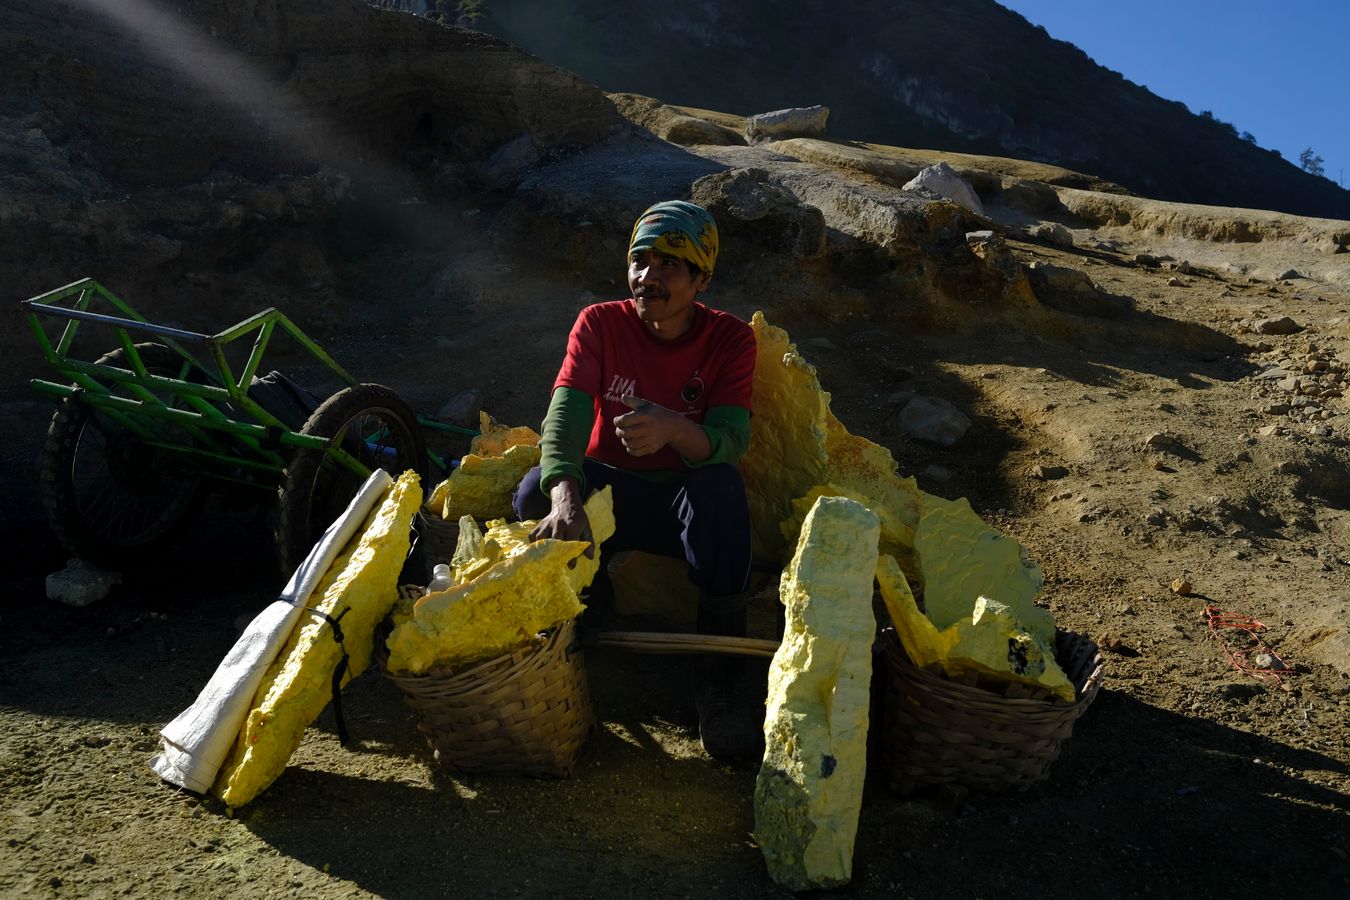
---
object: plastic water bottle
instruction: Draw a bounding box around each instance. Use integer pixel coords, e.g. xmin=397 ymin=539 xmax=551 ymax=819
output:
xmin=425 ymin=563 xmax=453 ymax=595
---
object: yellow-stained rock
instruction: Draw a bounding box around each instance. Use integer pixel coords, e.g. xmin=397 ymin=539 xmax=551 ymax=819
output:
xmin=755 ymin=496 xmax=879 ymax=892
xmin=742 ymin=312 xmax=830 ymax=563
xmin=472 ymin=486 xmax=614 ymax=596
xmin=451 ymin=516 xmax=486 ymax=572
xmin=385 ymin=487 xmax=614 ymax=674
xmin=213 ymin=471 xmax=422 ymax=807
xmin=876 ymin=554 xmax=1074 ymax=701
xmin=777 ymin=419 xmax=923 ymax=581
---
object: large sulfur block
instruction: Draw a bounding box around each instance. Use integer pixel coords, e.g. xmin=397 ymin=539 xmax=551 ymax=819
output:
xmin=213 ymin=471 xmax=422 ymax=807
xmin=755 ymin=495 xmax=879 ymax=891
xmin=741 ymin=312 xmax=830 ymax=563
xmin=914 ymin=493 xmax=1051 ymax=638
xmin=426 ymin=412 xmax=540 ymax=520
xmin=743 ymin=313 xmax=923 ymax=579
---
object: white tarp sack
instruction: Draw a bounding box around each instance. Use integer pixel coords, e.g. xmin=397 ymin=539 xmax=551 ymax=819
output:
xmin=149 ymin=469 xmax=394 ymax=794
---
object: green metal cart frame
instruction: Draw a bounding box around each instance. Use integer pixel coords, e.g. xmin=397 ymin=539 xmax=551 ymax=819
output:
xmin=24 ymin=277 xmax=473 ymax=571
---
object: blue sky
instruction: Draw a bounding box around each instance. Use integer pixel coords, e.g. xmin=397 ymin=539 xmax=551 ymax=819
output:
xmin=997 ymin=1 xmax=1349 ymax=190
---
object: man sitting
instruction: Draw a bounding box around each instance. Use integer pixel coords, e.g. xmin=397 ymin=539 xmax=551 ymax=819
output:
xmin=513 ymin=200 xmax=760 ymax=762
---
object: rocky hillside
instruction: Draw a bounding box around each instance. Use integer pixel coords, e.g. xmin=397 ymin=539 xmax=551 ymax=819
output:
xmin=463 ymin=0 xmax=1350 ymax=220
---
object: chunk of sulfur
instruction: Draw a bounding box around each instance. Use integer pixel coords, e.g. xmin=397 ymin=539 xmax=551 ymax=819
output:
xmin=384 ymin=487 xmax=615 ymax=674
xmin=427 ymin=442 xmax=541 ymax=521
xmin=755 ymin=495 xmax=879 ymax=892
xmin=876 ymin=553 xmax=1073 ymax=701
xmin=213 ymin=470 xmax=422 ymax=807
xmin=469 ymin=411 xmax=540 ymax=456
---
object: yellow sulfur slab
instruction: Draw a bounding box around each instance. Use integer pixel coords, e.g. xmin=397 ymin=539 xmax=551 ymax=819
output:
xmin=914 ymin=493 xmax=1052 ymax=638
xmin=876 ymin=554 xmax=1073 ymax=701
xmin=875 ymin=553 xmax=954 ymax=670
xmin=821 ymin=413 xmax=923 ymax=577
xmin=451 ymin=515 xmax=487 ymax=573
xmin=742 ymin=312 xmax=830 ymax=564
xmin=477 ymin=485 xmax=615 ymax=596
xmin=213 ymin=471 xmax=422 ymax=807
xmin=385 ymin=488 xmax=614 ymax=674
xmin=743 ymin=314 xmax=920 ymax=579
xmin=385 ymin=540 xmax=587 ymax=674
xmin=427 ymin=411 xmax=540 ymax=514
xmin=756 ymin=496 xmax=879 ymax=892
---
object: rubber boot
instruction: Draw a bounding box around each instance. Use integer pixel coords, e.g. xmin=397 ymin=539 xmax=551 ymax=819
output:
xmin=694 ymin=591 xmax=764 ymax=763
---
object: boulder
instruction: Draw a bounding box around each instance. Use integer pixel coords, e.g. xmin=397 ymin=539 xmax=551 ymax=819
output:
xmin=745 ymin=105 xmax=830 ymax=143
xmin=899 ymin=395 xmax=971 ymax=447
xmin=480 ymin=135 xmax=542 ymax=188
xmin=1028 ymin=221 xmax=1074 ymax=247
xmin=608 ymin=93 xmax=744 ymax=146
xmin=1253 ymin=316 xmax=1303 ymax=335
xmin=1026 ymin=261 xmax=1133 ymax=318
xmin=46 ymin=560 xmax=122 ymax=608
xmin=901 ymin=162 xmax=985 ymax=216
xmin=435 ymin=389 xmax=483 ymax=428
xmin=692 ymin=167 xmax=827 ymax=260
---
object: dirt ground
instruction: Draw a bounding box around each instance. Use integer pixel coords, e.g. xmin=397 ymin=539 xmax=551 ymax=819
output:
xmin=4 ymin=197 xmax=1350 ymax=898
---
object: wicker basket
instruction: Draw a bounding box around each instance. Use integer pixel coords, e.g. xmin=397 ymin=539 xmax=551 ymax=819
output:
xmin=381 ymin=618 xmax=594 ymax=778
xmin=414 ymin=507 xmax=460 ymax=582
xmin=882 ymin=629 xmax=1104 ymax=793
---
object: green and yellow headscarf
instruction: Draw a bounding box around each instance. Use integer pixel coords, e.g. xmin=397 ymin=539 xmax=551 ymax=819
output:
xmin=628 ymin=200 xmax=719 ymax=277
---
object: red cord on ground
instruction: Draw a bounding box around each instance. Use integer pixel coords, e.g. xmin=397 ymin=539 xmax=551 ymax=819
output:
xmin=1203 ymin=604 xmax=1295 ymax=689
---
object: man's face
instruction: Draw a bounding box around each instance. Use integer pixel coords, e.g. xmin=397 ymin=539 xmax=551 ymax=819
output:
xmin=627 ymin=247 xmax=710 ymax=340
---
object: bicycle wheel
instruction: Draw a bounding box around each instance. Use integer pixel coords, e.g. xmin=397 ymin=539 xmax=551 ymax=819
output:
xmin=40 ymin=342 xmax=208 ymax=565
xmin=275 ymin=383 xmax=426 ymax=574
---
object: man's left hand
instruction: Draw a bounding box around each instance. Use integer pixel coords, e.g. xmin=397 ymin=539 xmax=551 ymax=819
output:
xmin=614 ymin=395 xmax=715 ymax=461
xmin=612 ymin=395 xmax=678 ymax=457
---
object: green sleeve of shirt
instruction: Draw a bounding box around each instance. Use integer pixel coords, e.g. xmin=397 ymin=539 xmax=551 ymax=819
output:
xmin=538 ymin=385 xmax=595 ymax=495
xmin=684 ymin=404 xmax=752 ymax=468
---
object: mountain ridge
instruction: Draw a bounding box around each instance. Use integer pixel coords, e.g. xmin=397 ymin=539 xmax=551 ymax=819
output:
xmin=463 ymin=0 xmax=1350 ymax=219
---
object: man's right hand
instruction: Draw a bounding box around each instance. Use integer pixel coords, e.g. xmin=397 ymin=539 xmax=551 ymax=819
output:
xmin=528 ymin=475 xmax=594 ymax=557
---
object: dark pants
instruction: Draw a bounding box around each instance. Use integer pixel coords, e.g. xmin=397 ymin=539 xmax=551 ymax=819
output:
xmin=512 ymin=460 xmax=752 ymax=613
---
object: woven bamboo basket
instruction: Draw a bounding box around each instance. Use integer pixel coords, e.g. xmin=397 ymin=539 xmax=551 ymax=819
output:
xmin=381 ymin=617 xmax=594 ymax=778
xmin=414 ymin=506 xmax=460 ymax=582
xmin=882 ymin=629 xmax=1105 ymax=793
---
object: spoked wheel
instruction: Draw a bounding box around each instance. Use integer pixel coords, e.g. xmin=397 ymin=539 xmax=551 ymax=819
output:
xmin=275 ymin=383 xmax=426 ymax=574
xmin=40 ymin=342 xmax=208 ymax=565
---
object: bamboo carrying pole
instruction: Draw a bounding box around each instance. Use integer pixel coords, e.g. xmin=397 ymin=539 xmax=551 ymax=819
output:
xmin=596 ymin=631 xmax=781 ymax=658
